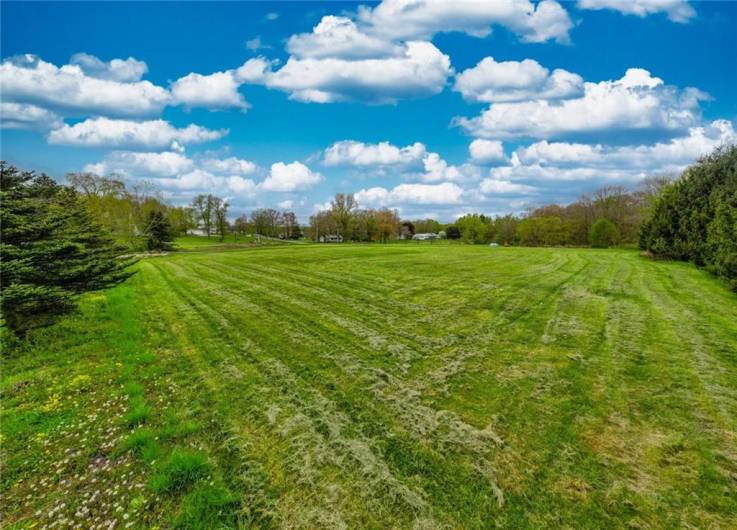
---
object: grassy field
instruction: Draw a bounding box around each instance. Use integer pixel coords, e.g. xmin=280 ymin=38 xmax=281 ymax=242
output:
xmin=2 ymin=244 xmax=736 ymax=529
xmin=174 ymin=234 xmax=257 ymax=250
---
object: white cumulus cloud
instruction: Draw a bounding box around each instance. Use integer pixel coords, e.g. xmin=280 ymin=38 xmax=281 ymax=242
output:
xmin=421 ymin=153 xmax=480 ymax=183
xmin=355 ymin=182 xmax=464 ymax=206
xmin=323 ymin=139 xmax=479 ymax=182
xmin=480 ymin=119 xmax=736 ymax=187
xmin=257 ymin=40 xmax=451 ymax=104
xmin=357 ymin=0 xmax=573 ymax=43
xmin=514 ymin=119 xmax=736 ymax=172
xmin=200 ymin=156 xmax=257 ymax=175
xmin=0 ymin=102 xmax=63 ymax=130
xmin=287 ymin=16 xmax=401 ymax=60
xmin=479 ymin=178 xmax=537 ymax=194
xmin=324 ymin=140 xmax=426 ymax=166
xmin=577 ymin=0 xmax=695 ymax=23
xmin=456 ymin=68 xmax=706 ymax=139
xmin=69 ymin=53 xmax=148 ymax=83
xmin=0 ymin=54 xmax=170 ymax=118
xmin=469 ymin=139 xmax=506 ymax=164
xmin=171 ymin=70 xmax=249 ymax=110
xmin=48 ymin=117 xmax=227 ymax=149
xmin=261 ymin=161 xmax=322 ymax=192
xmin=85 ymin=152 xmax=259 ymax=198
xmin=84 ymin=151 xmax=194 ymax=177
xmin=454 ymin=57 xmax=583 ymax=103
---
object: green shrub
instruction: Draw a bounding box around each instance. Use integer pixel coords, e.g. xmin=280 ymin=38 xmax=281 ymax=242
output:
xmin=589 ymin=218 xmax=620 ymax=248
xmin=150 ymin=449 xmax=210 ymax=493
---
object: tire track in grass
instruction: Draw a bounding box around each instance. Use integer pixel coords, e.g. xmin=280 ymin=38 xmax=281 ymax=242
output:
xmin=209 ymin=260 xmax=431 ymax=367
xmin=628 ymin=256 xmax=737 ymax=527
xmin=137 ymin=262 xmax=280 ymax=528
xmin=147 ymin=261 xmax=361 ymax=529
xmin=231 ymin=249 xmax=578 ymax=394
xmin=546 ymin=254 xmax=736 ymax=529
xmin=149 ymin=260 xmax=440 ymax=529
xmin=156 ymin=259 xmax=508 ymax=526
xmin=645 ymin=263 xmax=737 ymax=431
xmin=411 ymin=250 xmax=585 ymax=399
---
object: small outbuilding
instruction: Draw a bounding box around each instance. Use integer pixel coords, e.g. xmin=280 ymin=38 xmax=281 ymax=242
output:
xmin=320 ymin=234 xmax=343 ymax=243
xmin=412 ymin=233 xmax=439 ymax=241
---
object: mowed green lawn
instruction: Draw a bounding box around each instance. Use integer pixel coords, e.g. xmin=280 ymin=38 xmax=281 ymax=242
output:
xmin=2 ymin=244 xmax=736 ymax=529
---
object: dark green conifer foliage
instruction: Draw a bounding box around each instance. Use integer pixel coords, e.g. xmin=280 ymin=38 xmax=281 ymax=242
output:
xmin=639 ymin=145 xmax=737 ymax=289
xmin=144 ymin=210 xmax=174 ymax=251
xmin=1 ymin=162 xmax=134 ymax=336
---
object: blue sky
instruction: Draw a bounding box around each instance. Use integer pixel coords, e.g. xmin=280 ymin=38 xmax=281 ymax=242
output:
xmin=1 ymin=0 xmax=735 ymax=221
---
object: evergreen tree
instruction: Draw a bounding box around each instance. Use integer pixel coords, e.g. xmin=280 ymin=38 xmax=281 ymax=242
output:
xmin=639 ymin=145 xmax=737 ymax=289
xmin=143 ymin=209 xmax=174 ymax=251
xmin=1 ymin=162 xmax=134 ymax=336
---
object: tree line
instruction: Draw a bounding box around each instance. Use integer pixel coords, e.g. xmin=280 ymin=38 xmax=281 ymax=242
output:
xmin=443 ymin=180 xmax=670 ymax=248
xmin=304 ymin=182 xmax=670 ymax=248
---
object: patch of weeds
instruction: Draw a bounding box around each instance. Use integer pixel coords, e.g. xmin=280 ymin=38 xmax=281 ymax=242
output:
xmin=150 ymin=448 xmax=210 ymax=494
xmin=160 ymin=419 xmax=201 ymax=441
xmin=68 ymin=374 xmax=92 ymax=392
xmin=173 ymin=483 xmax=240 ymax=529
xmin=40 ymin=391 xmax=62 ymax=412
xmin=117 ymin=428 xmax=161 ymax=462
xmin=158 ymin=409 xmax=201 ymax=441
xmin=124 ymin=380 xmax=144 ymax=397
xmin=125 ymin=396 xmax=152 ymax=427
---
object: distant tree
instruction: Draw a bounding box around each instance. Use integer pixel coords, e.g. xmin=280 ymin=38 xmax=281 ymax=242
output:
xmin=331 ymin=193 xmax=356 ymax=238
xmin=456 ymin=214 xmax=493 ymax=244
xmin=282 ymin=211 xmax=298 ymax=239
xmin=308 ymin=210 xmax=336 ymax=241
xmin=413 ymin=218 xmax=442 ymax=234
xmin=290 ymin=222 xmax=303 ymax=240
xmin=493 ymin=215 xmax=518 ymax=245
xmin=375 ymin=208 xmax=399 ymax=242
xmin=1 ymin=163 xmax=134 ymax=336
xmin=191 ymin=195 xmax=213 ymax=237
xmin=212 ymin=197 xmax=229 ymax=241
xmin=445 ymin=225 xmax=461 ymax=240
xmin=143 ymin=210 xmax=174 ymax=251
xmin=168 ymin=206 xmax=195 ymax=235
xmin=251 ymin=208 xmax=280 ymax=237
xmin=589 ymin=218 xmax=620 ymax=248
xmin=233 ymin=214 xmax=249 ymax=239
xmin=400 ymin=221 xmax=415 ymax=239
